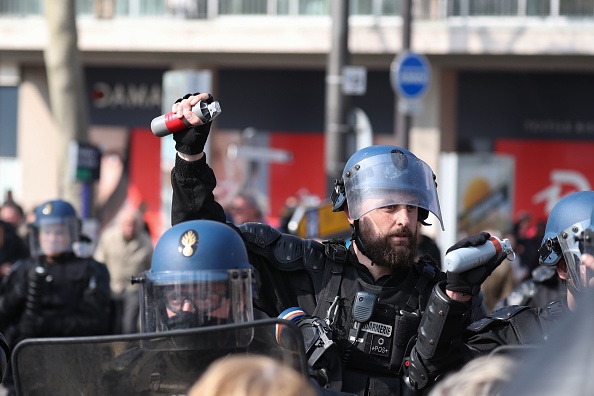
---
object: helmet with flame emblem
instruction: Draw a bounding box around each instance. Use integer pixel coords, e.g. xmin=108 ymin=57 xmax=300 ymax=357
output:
xmin=138 ymin=220 xmax=253 ymax=332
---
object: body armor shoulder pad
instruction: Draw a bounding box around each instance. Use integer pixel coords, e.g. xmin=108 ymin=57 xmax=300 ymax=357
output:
xmin=238 ymin=222 xmax=282 ymax=248
xmin=413 ymin=254 xmax=445 ymax=281
xmin=238 ymin=223 xmax=304 ymax=270
xmin=271 ymin=234 xmax=326 ymax=273
xmin=531 ymin=265 xmax=558 ymax=283
xmin=302 ymin=239 xmax=327 ymax=273
xmin=467 ymin=305 xmax=530 ymax=332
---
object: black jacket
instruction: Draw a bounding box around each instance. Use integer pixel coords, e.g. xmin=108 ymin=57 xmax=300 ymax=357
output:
xmin=0 ymin=253 xmax=112 ymax=343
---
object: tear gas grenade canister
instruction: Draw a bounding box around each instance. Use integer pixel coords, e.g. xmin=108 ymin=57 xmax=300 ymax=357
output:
xmin=151 ymin=100 xmax=222 ymax=137
xmin=444 ymin=236 xmax=514 ymax=273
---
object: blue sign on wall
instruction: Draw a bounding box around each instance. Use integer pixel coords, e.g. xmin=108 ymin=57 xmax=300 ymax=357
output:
xmin=390 ymin=51 xmax=431 ymax=100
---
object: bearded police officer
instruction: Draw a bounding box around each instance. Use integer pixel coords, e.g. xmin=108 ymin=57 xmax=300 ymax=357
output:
xmin=165 ymin=93 xmax=504 ymax=396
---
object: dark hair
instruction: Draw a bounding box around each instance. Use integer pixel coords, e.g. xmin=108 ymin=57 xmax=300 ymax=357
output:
xmin=1 ymin=201 xmax=25 ymax=218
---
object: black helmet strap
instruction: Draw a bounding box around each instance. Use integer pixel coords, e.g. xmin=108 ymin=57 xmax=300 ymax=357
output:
xmin=352 ymin=219 xmax=367 ymax=256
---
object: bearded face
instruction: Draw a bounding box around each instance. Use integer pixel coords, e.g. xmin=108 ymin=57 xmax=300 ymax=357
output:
xmin=358 ymin=216 xmax=417 ymax=271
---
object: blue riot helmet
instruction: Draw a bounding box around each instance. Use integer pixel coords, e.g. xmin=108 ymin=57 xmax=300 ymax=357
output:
xmin=139 ymin=220 xmax=253 ymax=333
xmin=31 ymin=199 xmax=79 ymax=258
xmin=331 ymin=145 xmax=443 ymax=228
xmin=538 ymin=191 xmax=594 ymax=293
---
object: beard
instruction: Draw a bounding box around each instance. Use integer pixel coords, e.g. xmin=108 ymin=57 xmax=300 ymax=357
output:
xmin=358 ymin=218 xmax=417 ymax=271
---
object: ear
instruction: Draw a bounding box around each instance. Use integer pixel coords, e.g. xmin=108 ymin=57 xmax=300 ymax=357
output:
xmin=556 ymin=259 xmax=568 ymax=280
xmin=343 ymin=206 xmax=355 ymax=226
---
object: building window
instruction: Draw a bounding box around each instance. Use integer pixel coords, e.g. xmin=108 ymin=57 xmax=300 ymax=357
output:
xmin=0 ymin=86 xmax=18 ymax=157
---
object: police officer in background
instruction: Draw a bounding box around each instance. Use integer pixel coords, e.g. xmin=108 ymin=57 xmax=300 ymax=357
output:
xmin=164 ymin=93 xmax=505 ymax=396
xmin=404 ymin=191 xmax=594 ymax=393
xmin=0 ymin=199 xmax=111 ymax=396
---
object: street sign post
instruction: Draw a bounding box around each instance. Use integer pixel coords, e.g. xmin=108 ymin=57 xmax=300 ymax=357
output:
xmin=390 ymin=51 xmax=431 ymax=115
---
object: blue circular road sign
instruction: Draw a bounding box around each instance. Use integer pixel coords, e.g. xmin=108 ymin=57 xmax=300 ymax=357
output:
xmin=390 ymin=51 xmax=431 ymax=100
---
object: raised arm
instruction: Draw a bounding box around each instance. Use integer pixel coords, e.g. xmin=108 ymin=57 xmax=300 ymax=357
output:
xmin=167 ymin=93 xmax=227 ymax=225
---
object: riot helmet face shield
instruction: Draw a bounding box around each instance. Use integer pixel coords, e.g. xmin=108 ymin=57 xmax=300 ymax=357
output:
xmin=140 ymin=268 xmax=253 ymax=333
xmin=342 ymin=149 xmax=444 ymax=230
xmin=30 ymin=200 xmax=79 ymax=258
xmin=139 ymin=220 xmax=254 ymax=336
xmin=549 ymin=221 xmax=592 ymax=293
xmin=538 ymin=191 xmax=594 ymax=293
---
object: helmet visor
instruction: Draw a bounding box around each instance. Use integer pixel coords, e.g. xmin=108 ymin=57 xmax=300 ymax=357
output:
xmin=140 ymin=269 xmax=253 ymax=333
xmin=29 ymin=217 xmax=79 ymax=257
xmin=558 ymin=220 xmax=592 ymax=293
xmin=344 ymin=151 xmax=443 ymax=229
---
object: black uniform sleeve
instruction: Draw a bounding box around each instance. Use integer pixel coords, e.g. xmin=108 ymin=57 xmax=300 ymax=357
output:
xmin=404 ymin=282 xmax=476 ymax=392
xmin=170 ymin=154 xmax=226 ymax=226
xmin=405 ymin=293 xmax=548 ymax=393
xmin=0 ymin=262 xmax=28 ymax=329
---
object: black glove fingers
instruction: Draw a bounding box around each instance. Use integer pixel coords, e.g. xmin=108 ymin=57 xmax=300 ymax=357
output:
xmin=172 ymin=92 xmax=214 ymax=155
xmin=446 ymin=232 xmax=491 ymax=254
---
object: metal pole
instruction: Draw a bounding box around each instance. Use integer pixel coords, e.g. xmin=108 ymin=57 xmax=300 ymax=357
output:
xmin=325 ymin=0 xmax=351 ymax=195
xmin=395 ymin=0 xmax=412 ymax=149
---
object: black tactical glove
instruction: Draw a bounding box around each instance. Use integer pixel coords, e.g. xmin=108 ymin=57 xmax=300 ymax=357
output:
xmin=445 ymin=232 xmax=507 ymax=296
xmin=172 ymin=92 xmax=214 ymax=155
xmin=166 ymin=311 xmax=200 ymax=330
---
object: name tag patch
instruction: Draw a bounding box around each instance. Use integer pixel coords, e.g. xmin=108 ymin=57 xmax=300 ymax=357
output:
xmin=361 ymin=321 xmax=393 ymax=338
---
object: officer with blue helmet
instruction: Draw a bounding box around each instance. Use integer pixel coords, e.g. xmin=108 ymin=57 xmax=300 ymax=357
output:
xmin=164 ymin=93 xmax=506 ymax=396
xmin=30 ymin=199 xmax=79 ymax=258
xmin=138 ymin=219 xmax=253 ymax=333
xmin=331 ymin=145 xmax=444 ymax=262
xmin=538 ymin=191 xmax=594 ymax=300
xmin=405 ymin=191 xmax=594 ymax=392
xmin=0 ymin=199 xmax=111 ymax=395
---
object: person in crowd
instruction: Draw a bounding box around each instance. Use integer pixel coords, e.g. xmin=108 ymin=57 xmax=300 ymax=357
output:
xmin=162 ymin=92 xmax=503 ymax=395
xmin=501 ymin=252 xmax=594 ymax=395
xmin=427 ymin=354 xmax=518 ymax=396
xmin=0 ymin=218 xmax=28 ymax=279
xmin=0 ymin=199 xmax=111 ymax=395
xmin=512 ymin=212 xmax=540 ymax=282
xmin=0 ymin=200 xmax=28 ymax=243
xmin=404 ymin=191 xmax=594 ymax=393
xmin=188 ymin=355 xmax=317 ymax=396
xmin=94 ymin=207 xmax=153 ymax=334
xmin=227 ymin=191 xmax=265 ymax=225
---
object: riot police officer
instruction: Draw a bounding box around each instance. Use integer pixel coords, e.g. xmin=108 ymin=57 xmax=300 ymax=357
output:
xmin=405 ymin=191 xmax=594 ymax=393
xmin=137 ymin=218 xmax=254 ymax=333
xmin=165 ymin=93 xmax=503 ymax=396
xmin=103 ymin=219 xmax=257 ymax=395
xmin=0 ymin=199 xmax=111 ymax=395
